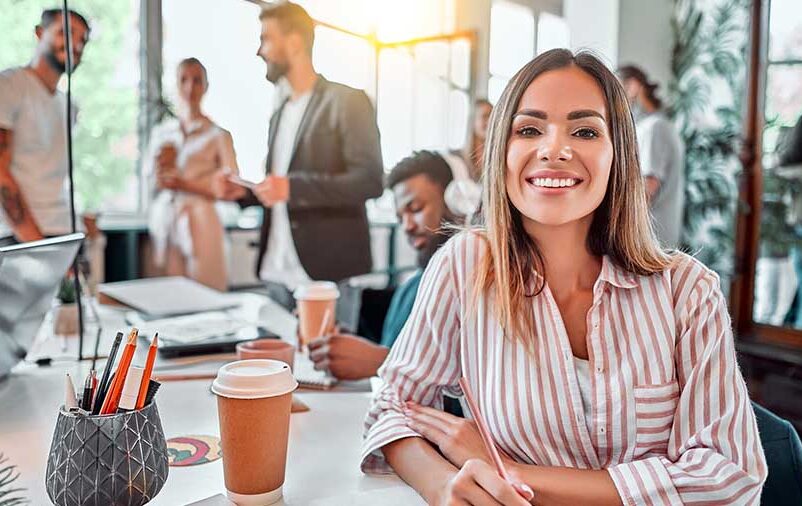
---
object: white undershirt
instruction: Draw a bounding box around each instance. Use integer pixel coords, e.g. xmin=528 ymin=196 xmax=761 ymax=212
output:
xmin=573 ymin=356 xmax=593 ymax=426
xmin=259 ymin=92 xmax=313 ymax=289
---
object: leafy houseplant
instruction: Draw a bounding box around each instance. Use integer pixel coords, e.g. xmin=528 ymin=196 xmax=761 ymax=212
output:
xmin=54 ymin=277 xmax=80 ymax=336
xmin=0 ymin=453 xmax=26 ymax=506
xmin=669 ymin=0 xmax=751 ymax=292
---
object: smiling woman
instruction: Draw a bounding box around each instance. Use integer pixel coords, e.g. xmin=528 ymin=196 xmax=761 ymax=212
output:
xmin=362 ymin=49 xmax=767 ymax=506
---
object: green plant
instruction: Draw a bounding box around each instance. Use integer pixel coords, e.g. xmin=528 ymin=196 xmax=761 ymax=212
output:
xmin=670 ymin=0 xmax=751 ymax=286
xmin=57 ymin=276 xmax=77 ymax=304
xmin=759 ymin=172 xmax=798 ymax=257
xmin=0 ymin=454 xmax=26 ymax=506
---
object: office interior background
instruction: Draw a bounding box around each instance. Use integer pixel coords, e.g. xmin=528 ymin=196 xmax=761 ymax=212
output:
xmin=2 ymin=0 xmax=802 ymax=428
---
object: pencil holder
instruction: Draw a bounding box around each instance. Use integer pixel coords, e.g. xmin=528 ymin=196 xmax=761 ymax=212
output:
xmin=45 ymin=402 xmax=169 ymax=506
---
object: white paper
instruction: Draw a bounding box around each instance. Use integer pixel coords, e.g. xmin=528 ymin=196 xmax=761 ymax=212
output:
xmin=99 ymin=276 xmax=238 ymax=317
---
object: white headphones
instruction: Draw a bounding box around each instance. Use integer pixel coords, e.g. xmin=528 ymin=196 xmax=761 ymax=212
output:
xmin=440 ymin=151 xmax=482 ymax=218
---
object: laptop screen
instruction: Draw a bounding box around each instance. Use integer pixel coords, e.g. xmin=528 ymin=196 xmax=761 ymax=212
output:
xmin=0 ymin=234 xmax=83 ymax=378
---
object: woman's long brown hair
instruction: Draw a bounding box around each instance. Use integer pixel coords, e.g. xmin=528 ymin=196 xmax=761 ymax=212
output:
xmin=472 ymin=49 xmax=675 ymax=344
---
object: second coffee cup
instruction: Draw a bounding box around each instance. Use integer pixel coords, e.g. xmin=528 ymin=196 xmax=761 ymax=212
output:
xmin=293 ymin=281 xmax=339 ymax=346
xmin=236 ymin=339 xmax=295 ymax=371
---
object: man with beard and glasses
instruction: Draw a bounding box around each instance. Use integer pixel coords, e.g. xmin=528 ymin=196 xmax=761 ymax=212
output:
xmin=213 ymin=1 xmax=383 ymax=306
xmin=0 ymin=9 xmax=90 ymax=246
xmin=307 ymin=151 xmax=456 ymax=380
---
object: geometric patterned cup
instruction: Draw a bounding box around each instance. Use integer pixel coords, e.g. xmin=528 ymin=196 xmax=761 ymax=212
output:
xmin=45 ymin=402 xmax=169 ymax=506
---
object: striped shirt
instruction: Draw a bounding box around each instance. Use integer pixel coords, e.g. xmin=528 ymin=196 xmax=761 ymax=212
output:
xmin=361 ymin=232 xmax=766 ymax=505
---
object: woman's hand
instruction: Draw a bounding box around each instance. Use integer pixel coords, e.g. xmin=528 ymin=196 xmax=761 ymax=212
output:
xmin=437 ymin=459 xmax=531 ymax=506
xmin=404 ymin=401 xmax=494 ymax=469
xmin=307 ymin=333 xmax=389 ymax=380
xmin=156 ymin=167 xmax=183 ymax=190
xmin=155 ymin=144 xmax=178 ymax=172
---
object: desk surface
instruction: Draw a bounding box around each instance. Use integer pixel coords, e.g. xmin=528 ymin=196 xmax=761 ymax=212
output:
xmin=0 ymin=300 xmax=423 ymax=505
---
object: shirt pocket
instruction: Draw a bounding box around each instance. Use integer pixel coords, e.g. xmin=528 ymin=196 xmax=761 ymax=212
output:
xmin=633 ymin=381 xmax=679 ymax=455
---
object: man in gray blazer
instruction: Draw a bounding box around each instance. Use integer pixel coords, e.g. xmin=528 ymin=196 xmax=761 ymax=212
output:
xmin=214 ymin=2 xmax=383 ymax=304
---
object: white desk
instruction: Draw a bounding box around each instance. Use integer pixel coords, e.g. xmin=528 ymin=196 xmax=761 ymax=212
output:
xmin=0 ymin=299 xmax=424 ymax=505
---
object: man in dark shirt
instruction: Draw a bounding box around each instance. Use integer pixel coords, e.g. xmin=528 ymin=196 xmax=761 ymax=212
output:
xmin=308 ymin=151 xmax=456 ymax=380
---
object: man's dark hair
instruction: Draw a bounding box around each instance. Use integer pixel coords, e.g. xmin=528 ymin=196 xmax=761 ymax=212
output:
xmin=386 ymin=151 xmax=454 ymax=191
xmin=40 ymin=8 xmax=91 ymax=35
xmin=617 ymin=64 xmax=663 ymax=110
xmin=178 ymin=57 xmax=209 ymax=84
xmin=259 ymin=2 xmax=315 ymax=54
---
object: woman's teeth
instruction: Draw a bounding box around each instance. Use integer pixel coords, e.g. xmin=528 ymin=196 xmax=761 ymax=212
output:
xmin=530 ymin=177 xmax=579 ymax=188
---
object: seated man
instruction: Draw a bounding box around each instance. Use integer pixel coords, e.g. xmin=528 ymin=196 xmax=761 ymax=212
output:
xmin=308 ymin=151 xmax=456 ymax=380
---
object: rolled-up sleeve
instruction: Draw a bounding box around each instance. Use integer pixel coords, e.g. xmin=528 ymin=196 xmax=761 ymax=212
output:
xmin=608 ymin=271 xmax=767 ymax=505
xmin=361 ymin=241 xmax=462 ymax=474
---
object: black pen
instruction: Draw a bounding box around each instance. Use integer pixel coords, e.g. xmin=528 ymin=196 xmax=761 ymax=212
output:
xmin=80 ymin=371 xmax=94 ymax=411
xmin=93 ymin=332 xmax=123 ymax=414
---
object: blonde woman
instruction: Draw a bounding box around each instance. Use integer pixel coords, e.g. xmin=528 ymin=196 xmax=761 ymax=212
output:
xmin=361 ymin=49 xmax=766 ymax=505
xmin=147 ymin=58 xmax=238 ymax=291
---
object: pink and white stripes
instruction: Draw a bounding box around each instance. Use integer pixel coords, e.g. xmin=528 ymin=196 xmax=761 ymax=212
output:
xmin=361 ymin=232 xmax=766 ymax=505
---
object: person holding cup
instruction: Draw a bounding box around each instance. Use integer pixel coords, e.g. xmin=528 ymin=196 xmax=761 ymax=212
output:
xmin=146 ymin=57 xmax=239 ymax=291
xmin=307 ymin=151 xmax=457 ymax=380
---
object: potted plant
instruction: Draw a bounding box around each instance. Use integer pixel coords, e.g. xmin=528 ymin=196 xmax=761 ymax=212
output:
xmin=753 ymin=172 xmax=799 ymax=325
xmin=53 ymin=277 xmax=79 ymax=336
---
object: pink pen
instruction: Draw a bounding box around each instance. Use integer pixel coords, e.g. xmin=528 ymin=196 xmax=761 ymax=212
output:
xmin=459 ymin=377 xmax=535 ymax=501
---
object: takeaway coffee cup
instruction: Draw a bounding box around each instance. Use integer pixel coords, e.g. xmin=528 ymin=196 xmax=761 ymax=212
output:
xmin=236 ymin=339 xmax=295 ymax=371
xmin=212 ymin=359 xmax=298 ymax=505
xmin=293 ymin=282 xmax=339 ymax=346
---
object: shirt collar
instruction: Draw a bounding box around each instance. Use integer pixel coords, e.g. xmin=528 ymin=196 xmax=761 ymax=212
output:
xmin=522 ymin=255 xmax=639 ymax=294
xmin=598 ymin=255 xmax=639 ymax=289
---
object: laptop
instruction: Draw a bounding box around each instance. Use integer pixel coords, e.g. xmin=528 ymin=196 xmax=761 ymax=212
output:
xmin=0 ymin=234 xmax=84 ymax=379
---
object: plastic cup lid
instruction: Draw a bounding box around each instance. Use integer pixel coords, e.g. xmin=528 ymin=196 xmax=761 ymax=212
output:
xmin=293 ymin=281 xmax=340 ymax=301
xmin=211 ymin=359 xmax=298 ymax=399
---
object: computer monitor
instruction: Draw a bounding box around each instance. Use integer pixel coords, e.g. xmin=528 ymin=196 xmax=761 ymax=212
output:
xmin=0 ymin=234 xmax=84 ymax=379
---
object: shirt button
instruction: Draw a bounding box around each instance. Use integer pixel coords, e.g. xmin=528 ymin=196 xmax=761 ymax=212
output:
xmin=596 ymin=366 xmax=604 ymax=373
xmin=600 ymin=427 xmax=606 ymax=434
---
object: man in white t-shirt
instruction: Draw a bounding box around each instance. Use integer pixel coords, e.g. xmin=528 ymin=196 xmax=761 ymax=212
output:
xmin=619 ymin=65 xmax=685 ymax=249
xmin=213 ymin=2 xmax=383 ymax=307
xmin=0 ymin=9 xmax=91 ymax=245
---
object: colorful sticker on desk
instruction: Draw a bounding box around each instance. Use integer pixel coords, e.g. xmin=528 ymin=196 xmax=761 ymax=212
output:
xmin=167 ymin=435 xmax=222 ymax=466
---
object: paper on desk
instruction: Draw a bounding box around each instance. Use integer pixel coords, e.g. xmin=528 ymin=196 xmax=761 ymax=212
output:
xmin=135 ymin=312 xmax=251 ymax=344
xmin=307 ymin=486 xmax=425 ymax=506
xmin=99 ymin=276 xmax=239 ymax=317
xmin=294 ymin=352 xmax=337 ymax=389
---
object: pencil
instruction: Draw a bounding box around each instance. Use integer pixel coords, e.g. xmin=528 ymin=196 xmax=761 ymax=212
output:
xmin=459 ymin=377 xmax=534 ymax=501
xmin=136 ymin=333 xmax=158 ymax=409
xmin=100 ymin=328 xmax=138 ymax=415
xmin=93 ymin=332 xmax=123 ymax=414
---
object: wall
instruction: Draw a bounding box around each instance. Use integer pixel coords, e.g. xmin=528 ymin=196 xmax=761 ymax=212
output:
xmin=617 ymin=0 xmax=674 ymax=92
xmin=564 ymin=0 xmax=620 ymax=66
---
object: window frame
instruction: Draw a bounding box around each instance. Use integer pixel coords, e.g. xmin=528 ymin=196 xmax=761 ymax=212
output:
xmin=731 ymin=0 xmax=802 ymax=348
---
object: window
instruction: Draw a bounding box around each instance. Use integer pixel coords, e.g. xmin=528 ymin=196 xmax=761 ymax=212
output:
xmin=488 ymin=1 xmax=535 ymax=103
xmin=377 ymin=38 xmax=472 ymax=171
xmin=161 ymin=0 xmax=270 ymax=183
xmin=0 ymin=0 xmax=140 ymax=213
xmin=752 ymin=0 xmax=802 ymax=330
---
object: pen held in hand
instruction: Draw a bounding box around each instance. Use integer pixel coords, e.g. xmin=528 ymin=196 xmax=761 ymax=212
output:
xmin=458 ymin=377 xmax=535 ymax=501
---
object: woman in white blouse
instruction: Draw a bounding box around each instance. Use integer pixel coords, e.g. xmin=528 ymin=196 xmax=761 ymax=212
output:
xmin=362 ymin=49 xmax=766 ymax=505
xmin=147 ymin=58 xmax=238 ymax=291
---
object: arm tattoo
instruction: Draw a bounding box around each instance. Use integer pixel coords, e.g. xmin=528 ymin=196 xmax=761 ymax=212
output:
xmin=0 ymin=185 xmax=26 ymax=225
